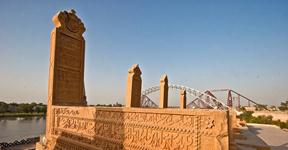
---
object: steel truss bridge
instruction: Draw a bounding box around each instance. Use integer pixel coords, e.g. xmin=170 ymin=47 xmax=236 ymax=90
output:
xmin=141 ymin=84 xmax=228 ymax=110
xmin=208 ymin=89 xmax=267 ymax=110
xmin=141 ymin=84 xmax=266 ymax=110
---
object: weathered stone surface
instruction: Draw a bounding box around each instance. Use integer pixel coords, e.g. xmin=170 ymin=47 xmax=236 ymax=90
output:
xmin=44 ymin=106 xmax=229 ymax=150
xmin=159 ymin=74 xmax=168 ymax=108
xmin=49 ymin=9 xmax=87 ymax=106
xmin=180 ymin=90 xmax=187 ymax=109
xmin=44 ymin=9 xmax=87 ymax=147
xmin=125 ymin=64 xmax=142 ymax=107
xmin=228 ymin=109 xmax=236 ymax=148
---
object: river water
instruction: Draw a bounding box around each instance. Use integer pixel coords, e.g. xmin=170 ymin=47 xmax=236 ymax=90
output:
xmin=0 ymin=117 xmax=46 ymax=142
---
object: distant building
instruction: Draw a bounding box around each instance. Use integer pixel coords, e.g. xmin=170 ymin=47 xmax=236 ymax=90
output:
xmin=244 ymin=106 xmax=256 ymax=111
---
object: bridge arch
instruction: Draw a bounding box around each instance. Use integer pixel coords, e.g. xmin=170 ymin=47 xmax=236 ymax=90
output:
xmin=140 ymin=84 xmax=228 ymax=110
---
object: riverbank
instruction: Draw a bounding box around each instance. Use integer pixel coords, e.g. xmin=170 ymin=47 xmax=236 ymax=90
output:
xmin=0 ymin=112 xmax=45 ymax=117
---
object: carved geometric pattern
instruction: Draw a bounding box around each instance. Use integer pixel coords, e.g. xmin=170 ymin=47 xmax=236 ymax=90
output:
xmin=46 ymin=106 xmax=229 ymax=150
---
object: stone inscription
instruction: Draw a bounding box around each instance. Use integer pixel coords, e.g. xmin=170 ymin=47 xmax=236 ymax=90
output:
xmin=57 ymin=33 xmax=82 ymax=70
xmin=56 ymin=68 xmax=81 ymax=101
xmin=48 ymin=107 xmax=229 ymax=150
xmin=48 ymin=9 xmax=86 ymax=106
xmin=52 ymin=32 xmax=84 ymax=104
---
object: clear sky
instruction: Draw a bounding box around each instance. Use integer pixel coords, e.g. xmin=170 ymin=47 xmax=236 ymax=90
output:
xmin=0 ymin=0 xmax=287 ymax=106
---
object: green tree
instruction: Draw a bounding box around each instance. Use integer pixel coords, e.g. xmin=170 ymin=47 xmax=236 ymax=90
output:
xmin=0 ymin=101 xmax=8 ymax=113
xmin=38 ymin=105 xmax=47 ymax=113
xmin=31 ymin=102 xmax=37 ymax=107
xmin=18 ymin=103 xmax=33 ymax=113
xmin=34 ymin=106 xmax=41 ymax=113
xmin=278 ymin=100 xmax=288 ymax=111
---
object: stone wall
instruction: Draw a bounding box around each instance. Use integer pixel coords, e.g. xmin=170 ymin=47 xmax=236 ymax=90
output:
xmin=42 ymin=106 xmax=229 ymax=150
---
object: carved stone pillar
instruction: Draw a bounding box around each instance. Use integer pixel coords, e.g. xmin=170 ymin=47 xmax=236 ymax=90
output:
xmin=159 ymin=74 xmax=168 ymax=108
xmin=125 ymin=64 xmax=142 ymax=107
xmin=48 ymin=9 xmax=87 ymax=107
xmin=45 ymin=9 xmax=87 ymax=146
xmin=180 ymin=90 xmax=187 ymax=109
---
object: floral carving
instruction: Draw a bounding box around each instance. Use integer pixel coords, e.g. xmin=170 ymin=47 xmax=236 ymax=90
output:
xmin=52 ymin=9 xmax=85 ymax=36
xmin=48 ymin=107 xmax=228 ymax=150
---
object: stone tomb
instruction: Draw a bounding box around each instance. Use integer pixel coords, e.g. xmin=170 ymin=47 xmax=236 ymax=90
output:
xmin=37 ymin=10 xmax=230 ymax=150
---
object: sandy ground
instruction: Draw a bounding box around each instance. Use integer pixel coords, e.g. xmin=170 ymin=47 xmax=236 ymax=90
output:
xmin=247 ymin=123 xmax=288 ymax=150
xmin=236 ymin=123 xmax=288 ymax=150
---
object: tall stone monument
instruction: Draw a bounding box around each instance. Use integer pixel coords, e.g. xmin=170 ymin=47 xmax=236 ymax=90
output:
xmin=48 ymin=9 xmax=87 ymax=106
xmin=46 ymin=9 xmax=87 ymax=142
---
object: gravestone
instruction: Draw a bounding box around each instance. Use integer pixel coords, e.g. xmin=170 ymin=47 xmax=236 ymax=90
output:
xmin=45 ymin=9 xmax=87 ymax=141
xmin=48 ymin=9 xmax=87 ymax=106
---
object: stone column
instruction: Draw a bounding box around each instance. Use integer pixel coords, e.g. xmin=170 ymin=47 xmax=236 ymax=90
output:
xmin=180 ymin=90 xmax=187 ymax=109
xmin=159 ymin=74 xmax=168 ymax=108
xmin=45 ymin=9 xmax=87 ymax=145
xmin=48 ymin=9 xmax=87 ymax=106
xmin=125 ymin=64 xmax=142 ymax=107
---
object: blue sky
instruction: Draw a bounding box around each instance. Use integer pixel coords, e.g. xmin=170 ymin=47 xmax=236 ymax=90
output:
xmin=0 ymin=0 xmax=287 ymax=106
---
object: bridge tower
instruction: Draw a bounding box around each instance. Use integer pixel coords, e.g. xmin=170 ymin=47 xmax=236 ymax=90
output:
xmin=237 ymin=94 xmax=241 ymax=110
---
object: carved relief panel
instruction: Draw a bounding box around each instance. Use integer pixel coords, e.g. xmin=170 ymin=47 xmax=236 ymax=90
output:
xmin=49 ymin=10 xmax=86 ymax=106
xmin=48 ymin=107 xmax=229 ymax=150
